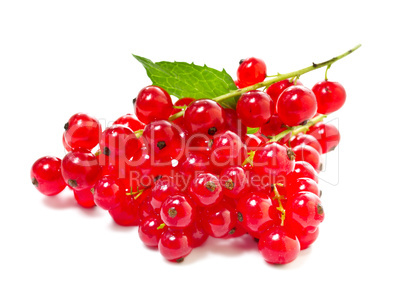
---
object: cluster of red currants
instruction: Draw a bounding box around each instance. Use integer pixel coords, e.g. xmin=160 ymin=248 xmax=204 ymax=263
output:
xmin=31 ymin=56 xmax=346 ymax=264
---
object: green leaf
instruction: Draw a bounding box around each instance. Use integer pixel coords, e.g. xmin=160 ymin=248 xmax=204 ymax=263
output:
xmin=133 ymin=54 xmax=238 ymax=109
xmin=247 ymin=127 xmax=260 ymax=134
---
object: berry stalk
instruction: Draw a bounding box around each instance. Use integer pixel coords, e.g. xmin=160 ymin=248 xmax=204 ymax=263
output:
xmin=213 ymin=44 xmax=361 ymax=104
xmin=268 ymin=114 xmax=327 ymax=143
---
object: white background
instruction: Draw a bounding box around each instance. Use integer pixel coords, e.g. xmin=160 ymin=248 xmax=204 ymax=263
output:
xmin=1 ymin=1 xmax=401 ymax=304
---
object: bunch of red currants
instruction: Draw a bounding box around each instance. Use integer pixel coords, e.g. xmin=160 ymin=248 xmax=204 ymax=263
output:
xmin=31 ymin=57 xmax=346 ymax=264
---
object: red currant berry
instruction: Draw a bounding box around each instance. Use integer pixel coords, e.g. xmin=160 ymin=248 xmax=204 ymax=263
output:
xmin=277 ymin=86 xmax=317 ymax=126
xmin=189 ymin=173 xmax=223 ymax=207
xmin=260 ymin=114 xmax=291 ymax=144
xmin=158 ymin=229 xmax=192 ymax=262
xmin=114 ymin=114 xmax=145 ymax=132
xmin=185 ymin=134 xmax=213 ymax=156
xmin=298 ymin=227 xmax=319 ymax=250
xmin=258 ymin=226 xmax=300 ymax=264
xmin=236 ymin=90 xmax=273 ymax=128
xmin=61 ymin=151 xmax=100 ymax=191
xmin=202 ymin=203 xmax=236 ymax=238
xmin=236 ymin=192 xmax=280 ymax=238
xmin=220 ymin=166 xmax=250 ymax=198
xmin=184 ymin=219 xmax=208 ymax=248
xmin=134 ymin=85 xmax=173 ymax=124
xmin=138 ymin=191 xmax=156 ymax=220
xmin=290 ymin=133 xmax=322 ymax=155
xmin=150 ymin=176 xmax=180 ymax=213
xmin=93 ymin=175 xmax=125 ymax=210
xmin=237 ymin=57 xmax=266 ymax=88
xmin=31 ymin=156 xmax=66 ymax=196
xmin=312 ymin=80 xmax=346 ymax=114
xmin=100 ymin=125 xmax=141 ymax=159
xmin=293 ymin=145 xmax=322 ymax=172
xmin=244 ymin=133 xmax=265 ymax=152
xmin=287 ymin=192 xmax=324 ymax=232
xmin=138 ymin=216 xmax=166 ymax=247
xmin=178 ymin=153 xmax=212 ymax=188
xmin=109 ymin=189 xmax=143 ymax=226
xmin=253 ymin=143 xmax=295 ymax=183
xmin=307 ymin=122 xmax=340 ymax=154
xmin=160 ymin=194 xmax=195 ymax=228
xmin=287 ymin=161 xmax=319 ymax=184
xmin=266 ymin=79 xmax=303 ymax=109
xmin=73 ymin=188 xmax=96 ymax=208
xmin=210 ymin=130 xmax=246 ymax=169
xmin=287 ymin=178 xmax=320 ymax=198
xmin=184 ymin=99 xmax=226 ymax=136
xmin=63 ymin=113 xmax=101 ymax=151
xmin=224 ymin=108 xmax=247 ymax=138
xmin=142 ymin=120 xmax=183 ymax=162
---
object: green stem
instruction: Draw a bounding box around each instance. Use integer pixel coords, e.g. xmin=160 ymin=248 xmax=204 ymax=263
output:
xmin=325 ymin=64 xmax=332 ymax=81
xmin=268 ymin=114 xmax=327 ymax=143
xmin=272 ymin=184 xmax=286 ymax=226
xmin=173 ymin=105 xmax=187 ymax=109
xmin=169 ymin=110 xmax=185 ymax=121
xmin=134 ymin=129 xmax=143 ymax=138
xmin=213 ymin=44 xmax=361 ymax=104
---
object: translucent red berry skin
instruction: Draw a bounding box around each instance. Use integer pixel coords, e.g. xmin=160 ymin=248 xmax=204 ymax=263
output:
xmin=114 ymin=114 xmax=145 ymax=132
xmin=287 ymin=192 xmax=324 ymax=232
xmin=260 ymin=114 xmax=291 ymax=144
xmin=236 ymin=57 xmax=266 ymax=88
xmin=253 ymin=143 xmax=295 ymax=181
xmin=277 ymin=85 xmax=318 ymax=126
xmin=100 ymin=125 xmax=140 ymax=159
xmin=312 ymin=80 xmax=346 ymax=114
xmin=236 ymin=192 xmax=280 ymax=238
xmin=202 ymin=203 xmax=236 ymax=238
xmin=293 ymin=145 xmax=322 ymax=172
xmin=224 ymin=108 xmax=247 ymax=139
xmin=298 ymin=227 xmax=319 ymax=250
xmin=178 ymin=152 xmax=212 ymax=187
xmin=266 ymin=79 xmax=303 ymax=109
xmin=160 ymin=194 xmax=195 ymax=228
xmin=31 ymin=156 xmax=66 ymax=196
xmin=93 ymin=175 xmax=124 ymax=210
xmin=139 ymin=216 xmax=166 ymax=247
xmin=134 ymin=85 xmax=173 ymax=124
xmin=63 ymin=113 xmax=101 ymax=151
xmin=307 ymin=122 xmax=340 ymax=154
xmin=142 ymin=120 xmax=183 ymax=162
xmin=184 ymin=99 xmax=226 ymax=136
xmin=290 ymin=134 xmax=322 ymax=155
xmin=244 ymin=133 xmax=265 ymax=152
xmin=158 ymin=229 xmax=192 ymax=262
xmin=287 ymin=161 xmax=319 ymax=184
xmin=108 ymin=194 xmax=141 ymax=226
xmin=258 ymin=226 xmax=300 ymax=264
xmin=220 ymin=166 xmax=250 ymax=198
xmin=287 ymin=178 xmax=320 ymax=198
xmin=236 ymin=90 xmax=273 ymax=128
xmin=185 ymin=220 xmax=208 ymax=248
xmin=61 ymin=151 xmax=100 ymax=191
xmin=189 ymin=173 xmax=223 ymax=207
xmin=62 ymin=134 xmax=72 ymax=152
xmin=150 ymin=176 xmax=180 ymax=213
xmin=210 ymin=130 xmax=246 ymax=169
xmin=73 ymin=188 xmax=96 ymax=208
